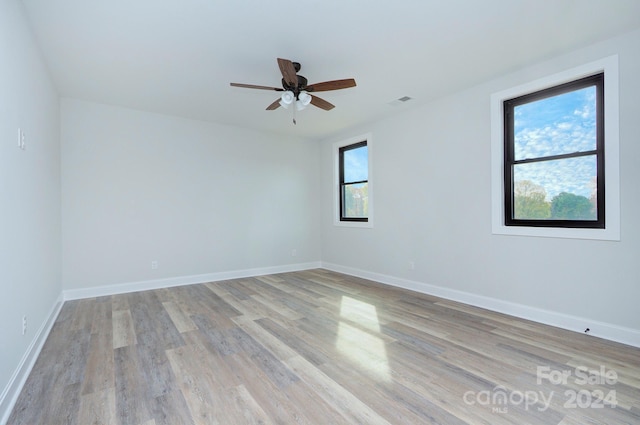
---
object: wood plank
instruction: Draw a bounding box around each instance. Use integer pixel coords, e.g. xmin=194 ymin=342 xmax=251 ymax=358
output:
xmin=112 ymin=309 xmax=137 ymax=349
xmin=162 ymin=301 xmax=198 ymax=333
xmin=225 ymin=384 xmax=274 ymax=425
xmin=149 ymin=390 xmax=195 ymax=425
xmin=77 ymin=387 xmax=116 ymax=425
xmin=285 ymin=354 xmax=393 ymax=425
xmin=81 ymin=329 xmax=115 ymax=395
xmin=166 ymin=344 xmax=226 ymax=425
xmin=222 ymin=352 xmax=317 ymax=424
xmin=114 ymin=345 xmax=153 ymax=425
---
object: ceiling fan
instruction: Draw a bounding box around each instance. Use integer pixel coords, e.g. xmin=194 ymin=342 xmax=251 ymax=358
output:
xmin=230 ymin=58 xmax=356 ymax=121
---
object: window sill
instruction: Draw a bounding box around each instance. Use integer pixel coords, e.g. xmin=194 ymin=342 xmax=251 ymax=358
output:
xmin=333 ymin=220 xmax=373 ymax=229
xmin=492 ymin=223 xmax=619 ymax=241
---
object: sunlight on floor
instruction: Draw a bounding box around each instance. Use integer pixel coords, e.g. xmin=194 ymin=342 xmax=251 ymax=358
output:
xmin=336 ymin=296 xmax=391 ymax=382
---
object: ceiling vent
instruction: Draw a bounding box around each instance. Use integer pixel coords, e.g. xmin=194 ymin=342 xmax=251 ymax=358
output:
xmin=388 ymin=96 xmax=413 ymax=106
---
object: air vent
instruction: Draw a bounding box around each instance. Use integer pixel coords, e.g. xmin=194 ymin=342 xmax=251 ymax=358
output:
xmin=388 ymin=96 xmax=413 ymax=106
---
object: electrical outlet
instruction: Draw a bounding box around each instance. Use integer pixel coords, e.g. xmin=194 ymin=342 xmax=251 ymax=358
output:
xmin=409 ymin=261 xmax=415 ymax=270
xmin=22 ymin=315 xmax=27 ymax=335
xmin=291 ymin=249 xmax=297 ymax=257
xmin=151 ymin=260 xmax=158 ymax=270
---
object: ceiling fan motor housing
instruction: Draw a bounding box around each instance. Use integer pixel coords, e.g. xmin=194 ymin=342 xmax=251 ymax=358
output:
xmin=281 ymin=75 xmax=308 ymax=96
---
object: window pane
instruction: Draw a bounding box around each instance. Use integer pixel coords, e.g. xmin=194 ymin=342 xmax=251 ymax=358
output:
xmin=343 ymin=145 xmax=368 ymax=183
xmin=342 ymin=183 xmax=368 ymax=218
xmin=513 ymin=156 xmax=597 ymax=220
xmin=514 ymin=86 xmax=596 ymax=160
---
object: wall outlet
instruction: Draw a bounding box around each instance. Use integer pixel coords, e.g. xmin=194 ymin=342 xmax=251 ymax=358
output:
xmin=291 ymin=249 xmax=297 ymax=257
xmin=409 ymin=261 xmax=415 ymax=270
xmin=151 ymin=260 xmax=158 ymax=270
xmin=22 ymin=315 xmax=27 ymax=335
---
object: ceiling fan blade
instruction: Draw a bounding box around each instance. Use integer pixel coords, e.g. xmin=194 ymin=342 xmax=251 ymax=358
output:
xmin=310 ymin=95 xmax=335 ymax=111
xmin=306 ymin=78 xmax=356 ymax=92
xmin=266 ymin=98 xmax=281 ymax=110
xmin=230 ymin=83 xmax=283 ymax=91
xmin=277 ymin=58 xmax=298 ymax=88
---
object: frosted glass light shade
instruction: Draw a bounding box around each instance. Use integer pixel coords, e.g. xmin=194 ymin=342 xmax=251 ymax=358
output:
xmin=279 ymin=91 xmax=294 ymax=108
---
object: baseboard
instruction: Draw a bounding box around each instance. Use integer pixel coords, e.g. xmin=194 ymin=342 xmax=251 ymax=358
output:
xmin=321 ymin=262 xmax=640 ymax=348
xmin=63 ymin=261 xmax=322 ymax=301
xmin=0 ymin=294 xmax=64 ymax=425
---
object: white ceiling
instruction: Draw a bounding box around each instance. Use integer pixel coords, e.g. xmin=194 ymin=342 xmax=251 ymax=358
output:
xmin=21 ymin=0 xmax=640 ymax=140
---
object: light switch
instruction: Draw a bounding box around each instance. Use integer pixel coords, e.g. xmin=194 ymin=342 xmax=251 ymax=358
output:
xmin=18 ymin=128 xmax=26 ymax=150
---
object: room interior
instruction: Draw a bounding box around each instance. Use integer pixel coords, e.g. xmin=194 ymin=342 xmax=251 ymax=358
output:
xmin=2 ymin=0 xmax=640 ymax=423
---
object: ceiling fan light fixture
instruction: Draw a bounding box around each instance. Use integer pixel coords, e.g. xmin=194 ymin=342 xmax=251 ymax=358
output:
xmin=296 ymin=91 xmax=312 ymax=110
xmin=279 ymin=90 xmax=295 ymax=108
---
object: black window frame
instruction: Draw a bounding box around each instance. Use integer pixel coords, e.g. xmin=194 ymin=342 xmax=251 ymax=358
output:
xmin=339 ymin=140 xmax=368 ymax=222
xmin=503 ymin=73 xmax=605 ymax=229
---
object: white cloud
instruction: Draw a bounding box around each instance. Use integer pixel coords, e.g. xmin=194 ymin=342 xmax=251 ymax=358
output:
xmin=513 ymin=85 xmax=596 ymax=160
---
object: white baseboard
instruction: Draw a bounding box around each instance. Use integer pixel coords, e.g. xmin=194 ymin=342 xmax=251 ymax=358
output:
xmin=321 ymin=262 xmax=640 ymax=348
xmin=63 ymin=261 xmax=322 ymax=301
xmin=0 ymin=294 xmax=64 ymax=425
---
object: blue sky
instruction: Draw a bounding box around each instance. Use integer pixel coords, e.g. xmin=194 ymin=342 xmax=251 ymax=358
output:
xmin=344 ymin=145 xmax=368 ymax=182
xmin=513 ymin=86 xmax=597 ymax=200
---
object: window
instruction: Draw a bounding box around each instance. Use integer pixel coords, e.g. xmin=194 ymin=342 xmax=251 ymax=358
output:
xmin=491 ymin=55 xmax=619 ymax=240
xmin=334 ymin=134 xmax=373 ymax=227
xmin=339 ymin=141 xmax=368 ymax=222
xmin=504 ymin=73 xmax=604 ymax=228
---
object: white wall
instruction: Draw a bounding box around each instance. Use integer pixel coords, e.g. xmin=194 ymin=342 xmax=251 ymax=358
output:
xmin=0 ymin=0 xmax=61 ymax=417
xmin=321 ymin=29 xmax=640 ymax=343
xmin=61 ymin=99 xmax=321 ymax=291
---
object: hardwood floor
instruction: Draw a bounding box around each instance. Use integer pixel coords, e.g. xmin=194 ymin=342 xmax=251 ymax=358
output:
xmin=8 ymin=269 xmax=640 ymax=424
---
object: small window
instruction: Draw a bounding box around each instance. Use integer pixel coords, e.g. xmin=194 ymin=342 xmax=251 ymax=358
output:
xmin=503 ymin=73 xmax=604 ymax=229
xmin=339 ymin=141 xmax=368 ymax=222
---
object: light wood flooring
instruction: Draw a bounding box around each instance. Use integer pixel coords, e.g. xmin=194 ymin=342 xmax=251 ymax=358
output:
xmin=8 ymin=269 xmax=640 ymax=424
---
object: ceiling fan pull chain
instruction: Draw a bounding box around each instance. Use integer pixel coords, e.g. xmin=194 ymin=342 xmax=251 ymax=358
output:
xmin=293 ymin=102 xmax=297 ymax=125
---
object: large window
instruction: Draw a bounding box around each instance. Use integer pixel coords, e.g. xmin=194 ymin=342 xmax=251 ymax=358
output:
xmin=504 ymin=73 xmax=604 ymax=228
xmin=339 ymin=141 xmax=368 ymax=222
xmin=490 ymin=55 xmax=619 ymax=240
